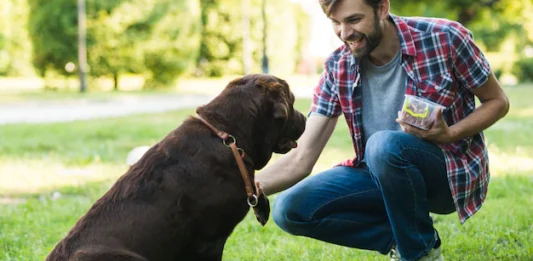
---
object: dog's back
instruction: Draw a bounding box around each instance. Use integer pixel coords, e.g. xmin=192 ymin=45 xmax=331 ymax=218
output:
xmin=46 ymin=119 xmax=249 ymax=261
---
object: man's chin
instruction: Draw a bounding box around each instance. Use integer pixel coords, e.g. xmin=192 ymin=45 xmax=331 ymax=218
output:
xmin=349 ymin=44 xmax=368 ymax=59
xmin=352 ymin=49 xmax=368 ymax=59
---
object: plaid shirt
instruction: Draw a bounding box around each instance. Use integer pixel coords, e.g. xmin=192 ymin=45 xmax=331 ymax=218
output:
xmin=311 ymin=14 xmax=492 ymax=224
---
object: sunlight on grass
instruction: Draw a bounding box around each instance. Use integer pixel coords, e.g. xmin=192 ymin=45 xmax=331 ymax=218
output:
xmin=0 ymin=158 xmax=126 ymax=196
xmin=488 ymin=145 xmax=533 ymax=176
xmin=514 ymin=107 xmax=533 ymax=118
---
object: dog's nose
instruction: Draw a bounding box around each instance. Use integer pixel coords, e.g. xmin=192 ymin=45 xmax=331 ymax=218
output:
xmin=290 ymin=111 xmax=306 ymax=138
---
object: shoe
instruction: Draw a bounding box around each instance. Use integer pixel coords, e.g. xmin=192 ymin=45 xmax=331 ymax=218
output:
xmin=389 ymin=244 xmax=401 ymax=261
xmin=389 ymin=245 xmax=444 ymax=261
xmin=389 ymin=230 xmax=444 ymax=261
xmin=419 ymin=246 xmax=444 ymax=261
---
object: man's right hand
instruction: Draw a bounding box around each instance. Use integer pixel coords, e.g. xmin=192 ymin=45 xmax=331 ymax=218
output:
xmin=256 ymin=114 xmax=339 ymax=196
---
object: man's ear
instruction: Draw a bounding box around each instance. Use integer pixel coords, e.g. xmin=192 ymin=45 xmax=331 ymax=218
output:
xmin=378 ymin=0 xmax=390 ymax=20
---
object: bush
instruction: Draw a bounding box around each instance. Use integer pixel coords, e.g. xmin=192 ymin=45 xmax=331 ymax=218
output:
xmin=512 ymin=57 xmax=533 ymax=83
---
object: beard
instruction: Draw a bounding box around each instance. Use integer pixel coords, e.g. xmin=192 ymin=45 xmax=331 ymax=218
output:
xmin=345 ymin=14 xmax=383 ymax=59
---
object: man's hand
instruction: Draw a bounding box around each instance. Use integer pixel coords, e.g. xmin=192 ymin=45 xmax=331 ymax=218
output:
xmin=396 ymin=108 xmax=454 ymax=144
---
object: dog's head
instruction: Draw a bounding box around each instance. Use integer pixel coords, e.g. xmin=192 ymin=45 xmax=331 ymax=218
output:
xmin=225 ymin=74 xmax=306 ymax=169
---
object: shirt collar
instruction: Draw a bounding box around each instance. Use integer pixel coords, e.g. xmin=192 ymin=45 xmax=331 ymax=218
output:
xmin=390 ymin=14 xmax=417 ymax=57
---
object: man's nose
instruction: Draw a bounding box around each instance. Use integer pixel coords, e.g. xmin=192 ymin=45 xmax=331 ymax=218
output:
xmin=340 ymin=23 xmax=353 ymax=41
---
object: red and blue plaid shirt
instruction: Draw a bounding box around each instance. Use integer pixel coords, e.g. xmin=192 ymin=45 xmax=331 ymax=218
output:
xmin=311 ymin=14 xmax=492 ymax=224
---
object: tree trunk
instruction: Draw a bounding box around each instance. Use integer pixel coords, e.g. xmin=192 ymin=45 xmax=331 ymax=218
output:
xmin=242 ymin=0 xmax=251 ymax=74
xmin=113 ymin=72 xmax=119 ymax=91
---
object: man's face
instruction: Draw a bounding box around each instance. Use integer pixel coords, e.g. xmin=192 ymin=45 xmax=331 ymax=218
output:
xmin=329 ymin=0 xmax=383 ymax=59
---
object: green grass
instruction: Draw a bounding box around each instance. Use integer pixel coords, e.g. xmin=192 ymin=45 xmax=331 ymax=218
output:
xmin=1 ymin=86 xmax=532 ymax=260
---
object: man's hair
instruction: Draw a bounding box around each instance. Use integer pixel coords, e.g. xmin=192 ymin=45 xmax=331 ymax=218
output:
xmin=319 ymin=0 xmax=382 ymax=16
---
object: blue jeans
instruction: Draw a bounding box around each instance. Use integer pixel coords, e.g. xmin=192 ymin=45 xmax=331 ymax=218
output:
xmin=272 ymin=130 xmax=456 ymax=261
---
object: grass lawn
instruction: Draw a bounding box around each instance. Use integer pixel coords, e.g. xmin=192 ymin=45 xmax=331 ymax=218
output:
xmin=1 ymin=86 xmax=532 ymax=260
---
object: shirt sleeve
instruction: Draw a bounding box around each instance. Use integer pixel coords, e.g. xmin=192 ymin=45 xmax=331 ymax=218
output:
xmin=309 ymin=62 xmax=342 ymax=118
xmin=448 ymin=22 xmax=492 ymax=91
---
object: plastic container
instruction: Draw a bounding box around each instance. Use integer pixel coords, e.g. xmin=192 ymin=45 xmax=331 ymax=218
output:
xmin=399 ymin=95 xmax=445 ymax=130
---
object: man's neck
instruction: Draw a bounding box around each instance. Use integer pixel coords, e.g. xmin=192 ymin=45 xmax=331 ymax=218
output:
xmin=368 ymin=18 xmax=401 ymax=66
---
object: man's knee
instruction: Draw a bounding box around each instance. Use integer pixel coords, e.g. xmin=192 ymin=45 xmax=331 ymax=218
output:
xmin=365 ymin=130 xmax=405 ymax=167
xmin=272 ymin=191 xmax=307 ymax=236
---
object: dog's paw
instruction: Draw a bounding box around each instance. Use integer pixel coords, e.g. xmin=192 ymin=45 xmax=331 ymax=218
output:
xmin=253 ymin=194 xmax=270 ymax=226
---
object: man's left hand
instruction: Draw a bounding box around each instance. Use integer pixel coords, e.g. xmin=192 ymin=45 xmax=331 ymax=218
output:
xmin=396 ymin=108 xmax=455 ymax=144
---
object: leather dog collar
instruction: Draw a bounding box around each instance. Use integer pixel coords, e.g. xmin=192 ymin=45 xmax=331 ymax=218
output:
xmin=195 ymin=113 xmax=259 ymax=208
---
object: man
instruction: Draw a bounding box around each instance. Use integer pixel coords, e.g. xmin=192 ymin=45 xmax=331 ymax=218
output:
xmin=255 ymin=0 xmax=510 ymax=260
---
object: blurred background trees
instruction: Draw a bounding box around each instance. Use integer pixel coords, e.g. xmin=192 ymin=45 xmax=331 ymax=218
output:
xmin=0 ymin=0 xmax=532 ymax=90
xmin=26 ymin=0 xmax=201 ymax=89
xmin=0 ymin=0 xmax=34 ymax=76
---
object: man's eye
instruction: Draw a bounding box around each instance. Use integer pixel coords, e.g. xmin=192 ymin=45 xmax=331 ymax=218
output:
xmin=349 ymin=18 xmax=361 ymax=23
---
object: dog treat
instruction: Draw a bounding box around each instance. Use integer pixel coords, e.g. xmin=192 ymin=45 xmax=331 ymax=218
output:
xmin=399 ymin=95 xmax=445 ymax=130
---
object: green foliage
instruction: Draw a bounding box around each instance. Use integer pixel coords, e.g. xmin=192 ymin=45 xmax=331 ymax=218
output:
xmin=260 ymin=1 xmax=311 ymax=76
xmin=196 ymin=0 xmax=245 ymax=77
xmin=27 ymin=0 xmax=78 ymax=77
xmin=392 ymin=0 xmax=501 ymax=26
xmin=195 ymin=0 xmax=310 ymax=77
xmin=86 ymin=0 xmax=202 ymax=89
xmin=512 ymin=57 xmax=533 ymax=83
xmin=85 ymin=0 xmax=135 ymax=90
xmin=10 ymin=0 xmax=533 ymax=83
xmin=27 ymin=0 xmax=201 ymax=88
xmin=140 ymin=0 xmax=202 ymax=88
xmin=392 ymin=0 xmax=532 ymax=56
xmin=0 ymin=0 xmax=36 ymax=76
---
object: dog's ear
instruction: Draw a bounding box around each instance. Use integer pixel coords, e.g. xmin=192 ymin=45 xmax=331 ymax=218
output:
xmin=227 ymin=76 xmax=247 ymax=89
xmin=272 ymin=98 xmax=288 ymax=120
xmin=255 ymin=79 xmax=289 ymax=120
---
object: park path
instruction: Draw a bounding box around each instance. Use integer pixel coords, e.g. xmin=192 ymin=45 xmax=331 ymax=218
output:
xmin=0 ymin=87 xmax=312 ymax=125
xmin=0 ymin=94 xmax=215 ymax=125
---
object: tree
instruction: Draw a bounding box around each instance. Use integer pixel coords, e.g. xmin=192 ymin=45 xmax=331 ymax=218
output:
xmin=392 ymin=0 xmax=499 ymax=26
xmin=0 ymin=0 xmax=35 ymax=76
xmin=196 ymin=0 xmax=242 ymax=77
xmin=27 ymin=0 xmax=201 ymax=89
xmin=195 ymin=0 xmax=310 ymax=77
xmin=0 ymin=34 xmax=7 ymax=75
xmin=86 ymin=0 xmax=150 ymax=90
xmin=392 ymin=0 xmax=532 ymax=52
xmin=28 ymin=0 xmax=79 ymax=78
xmin=140 ymin=0 xmax=202 ymax=88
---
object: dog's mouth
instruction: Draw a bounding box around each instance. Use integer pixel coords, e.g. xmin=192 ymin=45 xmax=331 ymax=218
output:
xmin=273 ymin=111 xmax=305 ymax=154
xmin=273 ymin=138 xmax=298 ymax=154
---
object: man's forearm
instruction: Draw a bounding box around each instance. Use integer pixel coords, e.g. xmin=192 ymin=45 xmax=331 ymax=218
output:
xmin=449 ymin=96 xmax=509 ymax=142
xmin=256 ymin=151 xmax=313 ymax=196
xmin=256 ymin=114 xmax=339 ymax=196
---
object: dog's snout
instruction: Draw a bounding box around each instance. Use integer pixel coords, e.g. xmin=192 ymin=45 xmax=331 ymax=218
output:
xmin=288 ymin=111 xmax=306 ymax=140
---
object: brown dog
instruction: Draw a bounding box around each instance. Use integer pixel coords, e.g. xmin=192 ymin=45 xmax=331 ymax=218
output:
xmin=45 ymin=74 xmax=306 ymax=261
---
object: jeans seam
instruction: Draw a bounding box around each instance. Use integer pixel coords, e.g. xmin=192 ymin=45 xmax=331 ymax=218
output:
xmin=398 ymin=146 xmax=440 ymax=259
xmin=307 ymin=188 xmax=390 ymax=233
xmin=400 ymin=145 xmax=446 ymax=165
